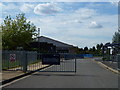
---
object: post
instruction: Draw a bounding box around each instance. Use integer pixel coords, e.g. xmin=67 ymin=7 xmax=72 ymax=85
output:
xmin=38 ymin=28 xmax=40 ymax=37
xmin=75 ymin=55 xmax=77 ymax=73
xmin=38 ymin=28 xmax=40 ymax=61
xmin=117 ymin=54 xmax=120 ymax=70
xmin=22 ymin=51 xmax=28 ymax=73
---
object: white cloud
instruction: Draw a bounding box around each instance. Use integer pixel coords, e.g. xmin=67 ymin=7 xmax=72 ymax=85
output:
xmin=75 ymin=8 xmax=96 ymax=19
xmin=62 ymin=19 xmax=82 ymax=25
xmin=20 ymin=3 xmax=35 ymax=13
xmin=1 ymin=0 xmax=119 ymax=2
xmin=34 ymin=3 xmax=62 ymax=15
xmin=28 ymin=3 xmax=117 ymax=48
xmin=89 ymin=21 xmax=103 ymax=29
xmin=2 ymin=3 xmax=19 ymax=10
xmin=1 ymin=3 xmax=20 ymax=17
xmin=110 ymin=1 xmax=118 ymax=6
xmin=0 ymin=3 xmax=4 ymax=14
xmin=0 ymin=3 xmax=5 ymax=8
xmin=0 ymin=2 xmax=118 ymax=48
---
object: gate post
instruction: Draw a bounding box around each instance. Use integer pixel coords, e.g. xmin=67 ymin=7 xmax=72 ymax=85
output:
xmin=117 ymin=54 xmax=120 ymax=70
xmin=75 ymin=54 xmax=77 ymax=73
xmin=75 ymin=58 xmax=77 ymax=73
xmin=22 ymin=51 xmax=28 ymax=73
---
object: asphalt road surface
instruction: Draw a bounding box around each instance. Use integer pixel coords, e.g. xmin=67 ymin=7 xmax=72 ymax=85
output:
xmin=3 ymin=58 xmax=119 ymax=88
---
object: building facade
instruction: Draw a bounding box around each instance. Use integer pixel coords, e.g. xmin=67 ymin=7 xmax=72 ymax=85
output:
xmin=36 ymin=36 xmax=77 ymax=54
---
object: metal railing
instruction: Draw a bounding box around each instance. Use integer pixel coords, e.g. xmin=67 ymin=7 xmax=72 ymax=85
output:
xmin=2 ymin=51 xmax=40 ymax=72
xmin=2 ymin=51 xmax=80 ymax=73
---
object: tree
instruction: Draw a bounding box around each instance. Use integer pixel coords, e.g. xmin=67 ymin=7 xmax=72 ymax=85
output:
xmin=79 ymin=48 xmax=84 ymax=54
xmin=96 ymin=43 xmax=103 ymax=55
xmin=96 ymin=44 xmax=100 ymax=50
xmin=92 ymin=46 xmax=96 ymax=52
xmin=2 ymin=13 xmax=37 ymax=50
xmin=112 ymin=31 xmax=120 ymax=44
xmin=84 ymin=46 xmax=89 ymax=54
xmin=99 ymin=43 xmax=103 ymax=49
xmin=84 ymin=47 xmax=88 ymax=51
xmin=87 ymin=46 xmax=96 ymax=55
xmin=112 ymin=31 xmax=120 ymax=54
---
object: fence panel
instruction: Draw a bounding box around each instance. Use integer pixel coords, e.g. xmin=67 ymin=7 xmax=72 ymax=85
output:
xmin=2 ymin=51 xmax=24 ymax=71
xmin=2 ymin=51 xmax=85 ymax=73
xmin=2 ymin=51 xmax=38 ymax=72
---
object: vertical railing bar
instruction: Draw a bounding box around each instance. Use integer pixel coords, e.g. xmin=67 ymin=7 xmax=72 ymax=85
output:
xmin=75 ymin=56 xmax=77 ymax=73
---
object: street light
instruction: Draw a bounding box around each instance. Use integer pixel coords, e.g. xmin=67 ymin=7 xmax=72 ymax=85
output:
xmin=38 ymin=28 xmax=40 ymax=38
xmin=38 ymin=28 xmax=40 ymax=60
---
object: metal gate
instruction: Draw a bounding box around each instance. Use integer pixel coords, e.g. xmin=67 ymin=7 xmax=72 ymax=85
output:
xmin=2 ymin=51 xmax=77 ymax=73
xmin=39 ymin=53 xmax=77 ymax=72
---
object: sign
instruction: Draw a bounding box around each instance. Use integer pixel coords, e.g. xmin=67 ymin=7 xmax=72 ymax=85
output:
xmin=42 ymin=54 xmax=60 ymax=65
xmin=10 ymin=54 xmax=16 ymax=62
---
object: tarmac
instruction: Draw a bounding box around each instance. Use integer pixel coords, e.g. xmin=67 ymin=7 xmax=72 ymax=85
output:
xmin=1 ymin=57 xmax=120 ymax=86
xmin=3 ymin=59 xmax=119 ymax=88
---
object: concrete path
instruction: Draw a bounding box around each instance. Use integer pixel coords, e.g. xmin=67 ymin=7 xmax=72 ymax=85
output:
xmin=3 ymin=59 xmax=119 ymax=88
xmin=2 ymin=62 xmax=48 ymax=81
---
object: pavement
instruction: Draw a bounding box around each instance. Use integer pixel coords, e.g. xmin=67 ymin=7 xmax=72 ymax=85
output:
xmin=1 ymin=62 xmax=49 ymax=83
xmin=2 ymin=58 xmax=119 ymax=88
xmin=93 ymin=57 xmax=120 ymax=74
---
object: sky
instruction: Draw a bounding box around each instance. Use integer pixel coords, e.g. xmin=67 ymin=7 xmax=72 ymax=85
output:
xmin=0 ymin=1 xmax=119 ymax=48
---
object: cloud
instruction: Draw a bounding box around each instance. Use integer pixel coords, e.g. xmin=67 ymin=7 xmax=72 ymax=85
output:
xmin=2 ymin=3 xmax=19 ymax=10
xmin=0 ymin=3 xmax=4 ymax=13
xmin=34 ymin=3 xmax=62 ymax=15
xmin=89 ymin=21 xmax=103 ymax=29
xmin=26 ymin=3 xmax=117 ymax=48
xmin=63 ymin=19 xmax=82 ymax=24
xmin=20 ymin=3 xmax=35 ymax=13
xmin=110 ymin=1 xmax=118 ymax=6
xmin=75 ymin=8 xmax=96 ymax=19
xmin=0 ymin=3 xmax=5 ymax=8
xmin=1 ymin=0 xmax=119 ymax=2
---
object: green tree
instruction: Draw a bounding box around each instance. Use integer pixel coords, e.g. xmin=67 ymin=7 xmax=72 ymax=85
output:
xmin=84 ymin=47 xmax=88 ymax=51
xmin=112 ymin=31 xmax=120 ymax=54
xmin=96 ymin=43 xmax=103 ymax=55
xmin=96 ymin=44 xmax=100 ymax=50
xmin=84 ymin=46 xmax=89 ymax=54
xmin=99 ymin=43 xmax=103 ymax=49
xmin=79 ymin=48 xmax=84 ymax=54
xmin=92 ymin=46 xmax=96 ymax=52
xmin=112 ymin=31 xmax=120 ymax=44
xmin=2 ymin=13 xmax=37 ymax=50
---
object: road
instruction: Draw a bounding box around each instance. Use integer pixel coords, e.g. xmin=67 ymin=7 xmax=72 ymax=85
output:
xmin=3 ymin=58 xmax=119 ymax=88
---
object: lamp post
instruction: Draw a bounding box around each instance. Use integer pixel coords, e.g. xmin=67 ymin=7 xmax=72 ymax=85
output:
xmin=108 ymin=46 xmax=112 ymax=61
xmin=38 ymin=28 xmax=40 ymax=60
xmin=38 ymin=28 xmax=40 ymax=38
